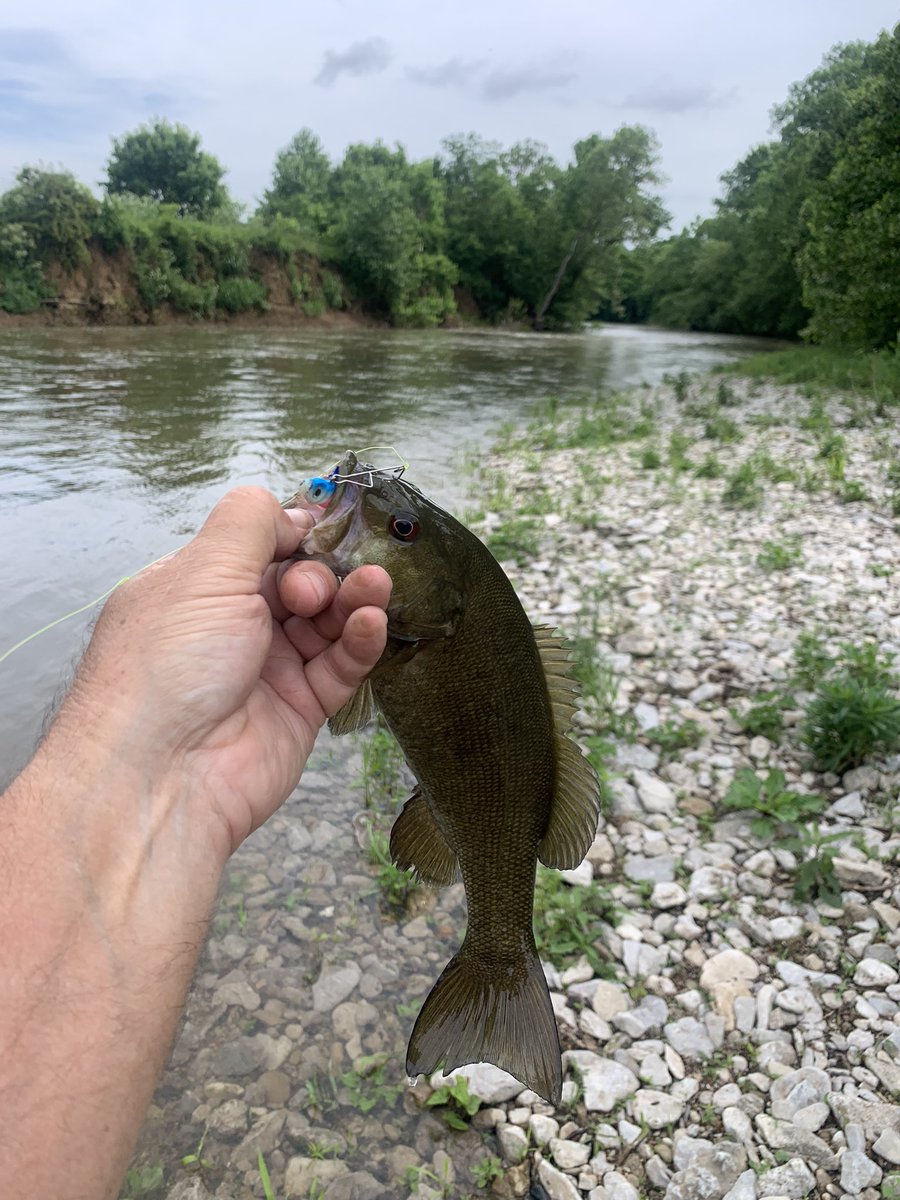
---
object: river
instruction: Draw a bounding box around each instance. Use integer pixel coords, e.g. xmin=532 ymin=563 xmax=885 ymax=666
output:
xmin=0 ymin=323 xmax=774 ymax=777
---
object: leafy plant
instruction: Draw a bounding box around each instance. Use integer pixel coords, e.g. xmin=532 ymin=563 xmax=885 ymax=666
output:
xmin=722 ymin=460 xmax=763 ymax=509
xmin=533 ymin=867 xmax=617 ymax=974
xmin=704 ymin=414 xmax=742 ymax=443
xmin=756 ymin=539 xmax=801 ymax=572
xmin=695 ymin=453 xmax=724 ymax=479
xmin=426 ymin=1074 xmax=482 ymax=1131
xmin=366 ymin=824 xmax=417 ymax=913
xmin=359 ymin=718 xmax=406 ymax=808
xmin=736 ymin=691 xmax=793 ymax=742
xmin=793 ymin=631 xmax=835 ymax=690
xmin=647 ymin=718 xmax=704 ymax=757
xmin=341 ymin=1053 xmax=402 ymax=1113
xmin=668 ymin=431 xmax=693 ymax=472
xmin=181 ymin=1129 xmax=213 ymax=1173
xmin=838 ymin=479 xmax=869 ymax=503
xmin=781 ymin=826 xmax=845 ymax=908
xmin=802 ymin=643 xmax=900 ymax=773
xmin=640 ymin=445 xmax=662 ymax=470
xmin=121 ymin=1164 xmax=165 ymax=1199
xmin=721 ymin=768 xmax=827 ymax=840
xmin=472 ymin=1155 xmax=504 ymax=1188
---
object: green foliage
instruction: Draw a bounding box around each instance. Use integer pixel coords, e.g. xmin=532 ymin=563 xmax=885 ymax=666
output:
xmin=257 ymin=1151 xmax=276 ymax=1200
xmin=695 ymin=453 xmax=724 ymax=479
xmin=722 ymin=460 xmax=764 ymax=509
xmin=359 ymin=719 xmax=406 ymax=809
xmin=756 ymin=538 xmax=802 ymax=571
xmin=120 ymin=1164 xmax=165 ymax=1199
xmin=639 ymin=445 xmax=662 ymax=469
xmin=647 ymin=718 xmax=704 ymax=758
xmin=472 ymin=1156 xmax=504 ymax=1188
xmin=426 ymin=1075 xmax=482 ymax=1131
xmin=668 ymin=431 xmax=694 ymax=472
xmin=0 ymin=221 xmax=54 ymax=312
xmin=793 ymin=631 xmax=835 ymax=690
xmin=0 ymin=166 xmax=99 ymax=269
xmin=838 ymin=479 xmax=869 ymax=503
xmin=260 ymin=128 xmax=332 ymax=233
xmin=106 ymin=119 xmax=228 ymax=218
xmin=704 ymin=414 xmax=742 ymax=443
xmin=802 ymin=642 xmax=900 ymax=773
xmin=533 ymin=867 xmax=617 ymax=974
xmin=784 ymin=826 xmax=845 ymax=908
xmin=737 ymin=691 xmax=793 ymax=742
xmin=340 ymin=1053 xmax=402 ymax=1113
xmin=215 ymin=277 xmax=267 ymax=313
xmin=483 ymin=516 xmax=541 ymax=565
xmin=721 ymin=769 xmax=827 ymax=840
xmin=366 ymin=824 xmax=417 ymax=913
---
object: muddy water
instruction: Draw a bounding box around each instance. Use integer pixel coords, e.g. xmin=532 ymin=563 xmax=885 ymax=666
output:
xmin=0 ymin=323 xmax=777 ymax=1197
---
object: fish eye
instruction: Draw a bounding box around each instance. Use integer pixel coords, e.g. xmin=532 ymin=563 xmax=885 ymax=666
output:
xmin=388 ymin=513 xmax=420 ymax=543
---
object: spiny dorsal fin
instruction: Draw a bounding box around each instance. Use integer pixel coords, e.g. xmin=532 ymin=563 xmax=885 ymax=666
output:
xmin=533 ymin=625 xmax=602 ymax=870
xmin=390 ymin=787 xmax=460 ymax=886
xmin=329 ymin=680 xmax=377 ymax=735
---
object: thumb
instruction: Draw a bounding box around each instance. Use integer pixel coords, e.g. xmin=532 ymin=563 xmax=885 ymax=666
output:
xmin=185 ymin=487 xmax=314 ymax=594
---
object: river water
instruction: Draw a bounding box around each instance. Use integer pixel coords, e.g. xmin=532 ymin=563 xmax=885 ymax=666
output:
xmin=0 ymin=323 xmax=773 ymax=776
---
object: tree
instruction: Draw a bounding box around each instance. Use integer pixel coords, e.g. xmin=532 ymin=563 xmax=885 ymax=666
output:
xmin=0 ymin=167 xmax=99 ymax=268
xmin=106 ymin=120 xmax=228 ymax=218
xmin=259 ymin=128 xmax=332 ymax=232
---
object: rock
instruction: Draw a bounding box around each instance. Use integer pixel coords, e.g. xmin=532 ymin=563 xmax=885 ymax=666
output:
xmin=665 ymin=1141 xmax=748 ymax=1199
xmin=612 ymin=995 xmax=668 ymax=1038
xmin=634 ymin=702 xmax=661 ymax=730
xmin=843 ymin=765 xmax=879 ymax=792
xmin=313 ymin=963 xmax=361 ymax=1012
xmin=232 ymin=1110 xmax=287 ymax=1167
xmin=700 ymin=949 xmax=759 ymax=1029
xmin=537 ymin=1158 xmax=582 ymax=1200
xmin=769 ymin=1068 xmax=830 ymax=1120
xmin=664 ymin=1017 xmax=715 ymax=1059
xmin=633 ymin=770 xmax=677 ymax=815
xmin=285 ymin=1158 xmax=350 ymax=1198
xmin=208 ymin=1036 xmax=268 ymax=1079
xmin=874 ymin=1128 xmax=900 ymax=1165
xmin=630 ymin=1088 xmax=685 ymax=1129
xmin=748 ymin=735 xmax=771 ymax=760
xmin=608 ymin=778 xmax=644 ymax=823
xmin=755 ymin=1114 xmax=838 ymax=1169
xmin=687 ymin=867 xmax=735 ymax=901
xmin=530 ymin=1114 xmax=560 ymax=1145
xmin=840 ymin=1150 xmax=882 ymax=1194
xmin=549 ymin=1137 xmax=590 ymax=1170
xmin=258 ymin=1070 xmax=291 ymax=1107
xmin=560 ymin=860 xmax=594 ymax=887
xmin=323 ymin=1173 xmax=384 ymax=1200
xmin=755 ymin=1157 xmax=816 ymax=1197
xmin=164 ymin=1182 xmax=214 ymax=1200
xmin=592 ymin=981 xmax=631 ymax=1020
xmin=651 ymin=881 xmax=688 ymax=909
xmin=623 ymin=853 xmax=676 ymax=883
xmin=602 ymin=1171 xmax=639 ymax=1200
xmin=564 ymin=1051 xmax=639 ymax=1112
xmin=722 ymin=1172 xmax=757 ymax=1200
xmin=498 ymin=1123 xmax=529 ymax=1164
xmin=854 ymin=958 xmax=899 ymax=987
xmin=833 ymin=856 xmax=889 ymax=888
xmin=207 ymin=1098 xmax=248 ymax=1139
xmin=214 ymin=980 xmax=261 ymax=1011
xmin=432 ymin=1063 xmax=522 ymax=1104
xmin=723 ymin=1107 xmax=754 ymax=1144
xmin=830 ymin=1094 xmax=900 ymax=1135
xmin=616 ymin=630 xmax=657 ymax=657
xmin=828 ymin=792 xmax=866 ymax=819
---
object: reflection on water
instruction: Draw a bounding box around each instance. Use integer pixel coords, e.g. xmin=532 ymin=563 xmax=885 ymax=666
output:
xmin=0 ymin=323 xmax=776 ymax=775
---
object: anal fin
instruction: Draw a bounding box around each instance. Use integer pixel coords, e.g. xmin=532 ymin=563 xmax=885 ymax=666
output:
xmin=390 ymin=788 xmax=459 ymax=886
xmin=329 ymin=680 xmax=377 ymax=735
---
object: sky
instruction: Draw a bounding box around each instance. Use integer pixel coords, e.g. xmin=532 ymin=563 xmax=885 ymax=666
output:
xmin=1 ymin=1 xmax=897 ymax=232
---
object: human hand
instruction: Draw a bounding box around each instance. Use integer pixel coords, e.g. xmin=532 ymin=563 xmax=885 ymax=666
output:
xmin=56 ymin=486 xmax=390 ymax=857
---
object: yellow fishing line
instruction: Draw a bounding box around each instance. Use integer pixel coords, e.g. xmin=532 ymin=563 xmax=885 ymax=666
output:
xmin=0 ymin=550 xmax=178 ymax=666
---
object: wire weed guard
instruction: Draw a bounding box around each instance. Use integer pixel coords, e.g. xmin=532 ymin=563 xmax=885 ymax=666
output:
xmin=282 ymin=445 xmax=409 ymax=513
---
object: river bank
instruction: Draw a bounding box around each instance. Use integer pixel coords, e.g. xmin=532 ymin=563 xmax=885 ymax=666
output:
xmin=128 ymin=369 xmax=900 ymax=1200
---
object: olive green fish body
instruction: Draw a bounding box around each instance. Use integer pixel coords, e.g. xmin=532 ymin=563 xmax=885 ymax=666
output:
xmin=295 ymin=453 xmax=600 ymax=1103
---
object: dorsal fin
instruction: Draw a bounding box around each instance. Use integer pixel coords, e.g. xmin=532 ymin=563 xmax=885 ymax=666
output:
xmin=533 ymin=626 xmax=602 ymax=870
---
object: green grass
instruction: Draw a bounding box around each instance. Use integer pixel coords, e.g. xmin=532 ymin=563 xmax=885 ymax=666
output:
xmin=647 ymin=718 xmax=704 ymax=758
xmin=483 ymin=515 xmax=541 ymax=565
xmin=358 ymin=718 xmax=406 ymax=809
xmin=722 ymin=460 xmax=764 ymax=509
xmin=802 ymin=642 xmax=900 ymax=774
xmin=426 ymin=1075 xmax=482 ymax=1131
xmin=736 ymin=691 xmax=794 ymax=742
xmin=694 ymin=453 xmax=724 ymax=479
xmin=533 ymin=867 xmax=617 ymax=974
xmin=472 ymin=1155 xmax=504 ymax=1188
xmin=722 ymin=346 xmax=900 ymax=408
xmin=365 ymin=824 xmax=418 ymax=913
xmin=756 ymin=538 xmax=802 ymax=572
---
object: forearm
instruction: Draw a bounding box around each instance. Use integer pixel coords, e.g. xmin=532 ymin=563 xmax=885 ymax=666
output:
xmin=0 ymin=712 xmax=229 ymax=1200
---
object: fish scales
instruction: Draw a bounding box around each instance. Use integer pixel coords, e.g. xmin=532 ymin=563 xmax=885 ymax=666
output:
xmin=293 ymin=451 xmax=600 ymax=1102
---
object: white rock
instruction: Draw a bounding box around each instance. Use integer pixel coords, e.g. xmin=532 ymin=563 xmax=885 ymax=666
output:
xmin=633 ymin=770 xmax=677 ymax=815
xmin=549 ymin=1137 xmax=590 ymax=1170
xmin=843 ymin=765 xmax=879 ymax=792
xmin=630 ymin=1088 xmax=684 ymax=1129
xmin=687 ymin=866 xmax=735 ymax=901
xmin=768 ymin=916 xmax=804 ymax=939
xmin=431 ymin=1063 xmax=522 ymax=1103
xmin=840 ymin=1149 xmax=882 ymax=1193
xmin=564 ymin=1051 xmax=639 ymax=1112
xmin=755 ymin=1157 xmax=815 ymax=1197
xmin=873 ymin=1127 xmax=900 ymax=1165
xmin=560 ymin=860 xmax=594 ymax=887
xmin=664 ymin=1017 xmax=715 ymax=1059
xmin=497 ymin=1123 xmax=529 ymax=1164
xmin=592 ymin=982 xmax=631 ymax=1020
xmin=854 ymin=958 xmax=899 ymax=988
xmin=537 ymin=1158 xmax=582 ymax=1200
xmin=529 ymin=1113 xmax=560 ymax=1145
xmin=650 ymin=881 xmax=687 ymax=910
xmin=722 ymin=1171 xmax=757 ymax=1200
xmin=601 ymin=1171 xmax=639 ymax=1200
xmin=312 ymin=963 xmax=361 ymax=1012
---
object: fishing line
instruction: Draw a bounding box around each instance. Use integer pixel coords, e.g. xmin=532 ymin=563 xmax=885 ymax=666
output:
xmin=2 ymin=445 xmax=410 ymax=666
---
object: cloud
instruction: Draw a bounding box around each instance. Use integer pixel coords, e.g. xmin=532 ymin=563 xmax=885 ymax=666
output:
xmin=314 ymin=37 xmax=393 ymax=88
xmin=481 ymin=64 xmax=575 ymax=102
xmin=620 ymin=82 xmax=738 ymax=114
xmin=405 ymin=58 xmax=481 ymax=89
xmin=0 ymin=28 xmax=71 ymax=68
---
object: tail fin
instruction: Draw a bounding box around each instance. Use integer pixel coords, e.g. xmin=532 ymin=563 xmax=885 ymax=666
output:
xmin=406 ymin=942 xmax=562 ymax=1105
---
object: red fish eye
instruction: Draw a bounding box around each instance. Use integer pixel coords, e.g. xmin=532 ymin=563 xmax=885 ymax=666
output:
xmin=389 ymin=514 xmax=420 ymax=542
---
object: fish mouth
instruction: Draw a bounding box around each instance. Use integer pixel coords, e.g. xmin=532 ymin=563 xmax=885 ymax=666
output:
xmin=294 ymin=452 xmax=369 ymax=575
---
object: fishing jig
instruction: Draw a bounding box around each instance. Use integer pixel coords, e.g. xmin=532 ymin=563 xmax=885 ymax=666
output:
xmin=282 ymin=445 xmax=408 ymax=510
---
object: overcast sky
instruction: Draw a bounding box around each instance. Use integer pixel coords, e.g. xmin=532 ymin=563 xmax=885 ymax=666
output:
xmin=1 ymin=2 xmax=897 ymax=231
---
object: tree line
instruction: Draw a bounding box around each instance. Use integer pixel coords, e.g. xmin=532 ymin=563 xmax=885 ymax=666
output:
xmin=613 ymin=25 xmax=899 ymax=351
xmin=0 ymin=121 xmax=667 ymax=328
xmin=0 ymin=23 xmax=896 ymax=346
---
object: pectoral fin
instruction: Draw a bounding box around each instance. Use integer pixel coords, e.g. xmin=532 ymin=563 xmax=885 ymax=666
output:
xmin=533 ymin=626 xmax=602 ymax=870
xmin=329 ymin=680 xmax=377 ymax=735
xmin=390 ymin=788 xmax=459 ymax=886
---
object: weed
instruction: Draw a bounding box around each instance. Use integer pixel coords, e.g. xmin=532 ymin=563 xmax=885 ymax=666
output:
xmin=426 ymin=1074 xmax=482 ymax=1131
xmin=736 ymin=692 xmax=793 ymax=742
xmin=793 ymin=632 xmax=835 ymax=691
xmin=258 ymin=1151 xmax=276 ymax=1200
xmin=640 ymin=445 xmax=662 ymax=470
xmin=695 ymin=454 xmax=724 ymax=479
xmin=721 ymin=769 xmax=827 ymax=841
xmin=818 ymin=433 xmax=847 ymax=482
xmin=802 ymin=643 xmax=900 ymax=773
xmin=366 ymin=824 xmax=418 ymax=913
xmin=181 ymin=1129 xmax=213 ymax=1174
xmin=756 ymin=539 xmax=802 ymax=572
xmin=781 ymin=826 xmax=845 ymax=908
xmin=359 ymin=718 xmax=406 ymax=809
xmin=716 ymin=379 xmax=738 ymax=407
xmin=668 ymin=371 xmax=691 ymax=403
xmin=872 ymin=563 xmax=893 ymax=578
xmin=647 ymin=718 xmax=704 ymax=758
xmin=668 ymin=431 xmax=693 ymax=472
xmin=704 ymin=414 xmax=742 ymax=444
xmin=533 ymin=867 xmax=617 ymax=975
xmin=340 ymin=1053 xmax=402 ymax=1113
xmin=722 ymin=461 xmax=763 ymax=509
xmin=752 ymin=450 xmax=797 ymax=484
xmin=838 ymin=479 xmax=869 ymax=503
xmin=886 ymin=461 xmax=900 ymax=516
xmin=121 ymin=1165 xmax=165 ymax=1199
xmin=472 ymin=1155 xmax=504 ymax=1188
xmin=483 ymin=515 xmax=541 ymax=565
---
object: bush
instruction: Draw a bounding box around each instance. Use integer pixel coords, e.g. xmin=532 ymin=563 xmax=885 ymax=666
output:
xmin=0 ymin=222 xmax=53 ymax=313
xmin=0 ymin=167 xmax=99 ymax=269
xmin=215 ymin=277 xmax=268 ymax=313
xmin=802 ymin=643 xmax=900 ymax=773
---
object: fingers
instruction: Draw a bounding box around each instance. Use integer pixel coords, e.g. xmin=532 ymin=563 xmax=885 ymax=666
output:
xmin=282 ymin=563 xmax=392 ymax=638
xmin=277 ymin=561 xmax=341 ymax=619
xmin=185 ymin=488 xmax=315 ymax=595
xmin=303 ymin=606 xmax=388 ymax=718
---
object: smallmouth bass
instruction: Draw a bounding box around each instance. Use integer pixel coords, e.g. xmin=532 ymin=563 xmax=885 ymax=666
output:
xmin=292 ymin=452 xmax=600 ymax=1104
